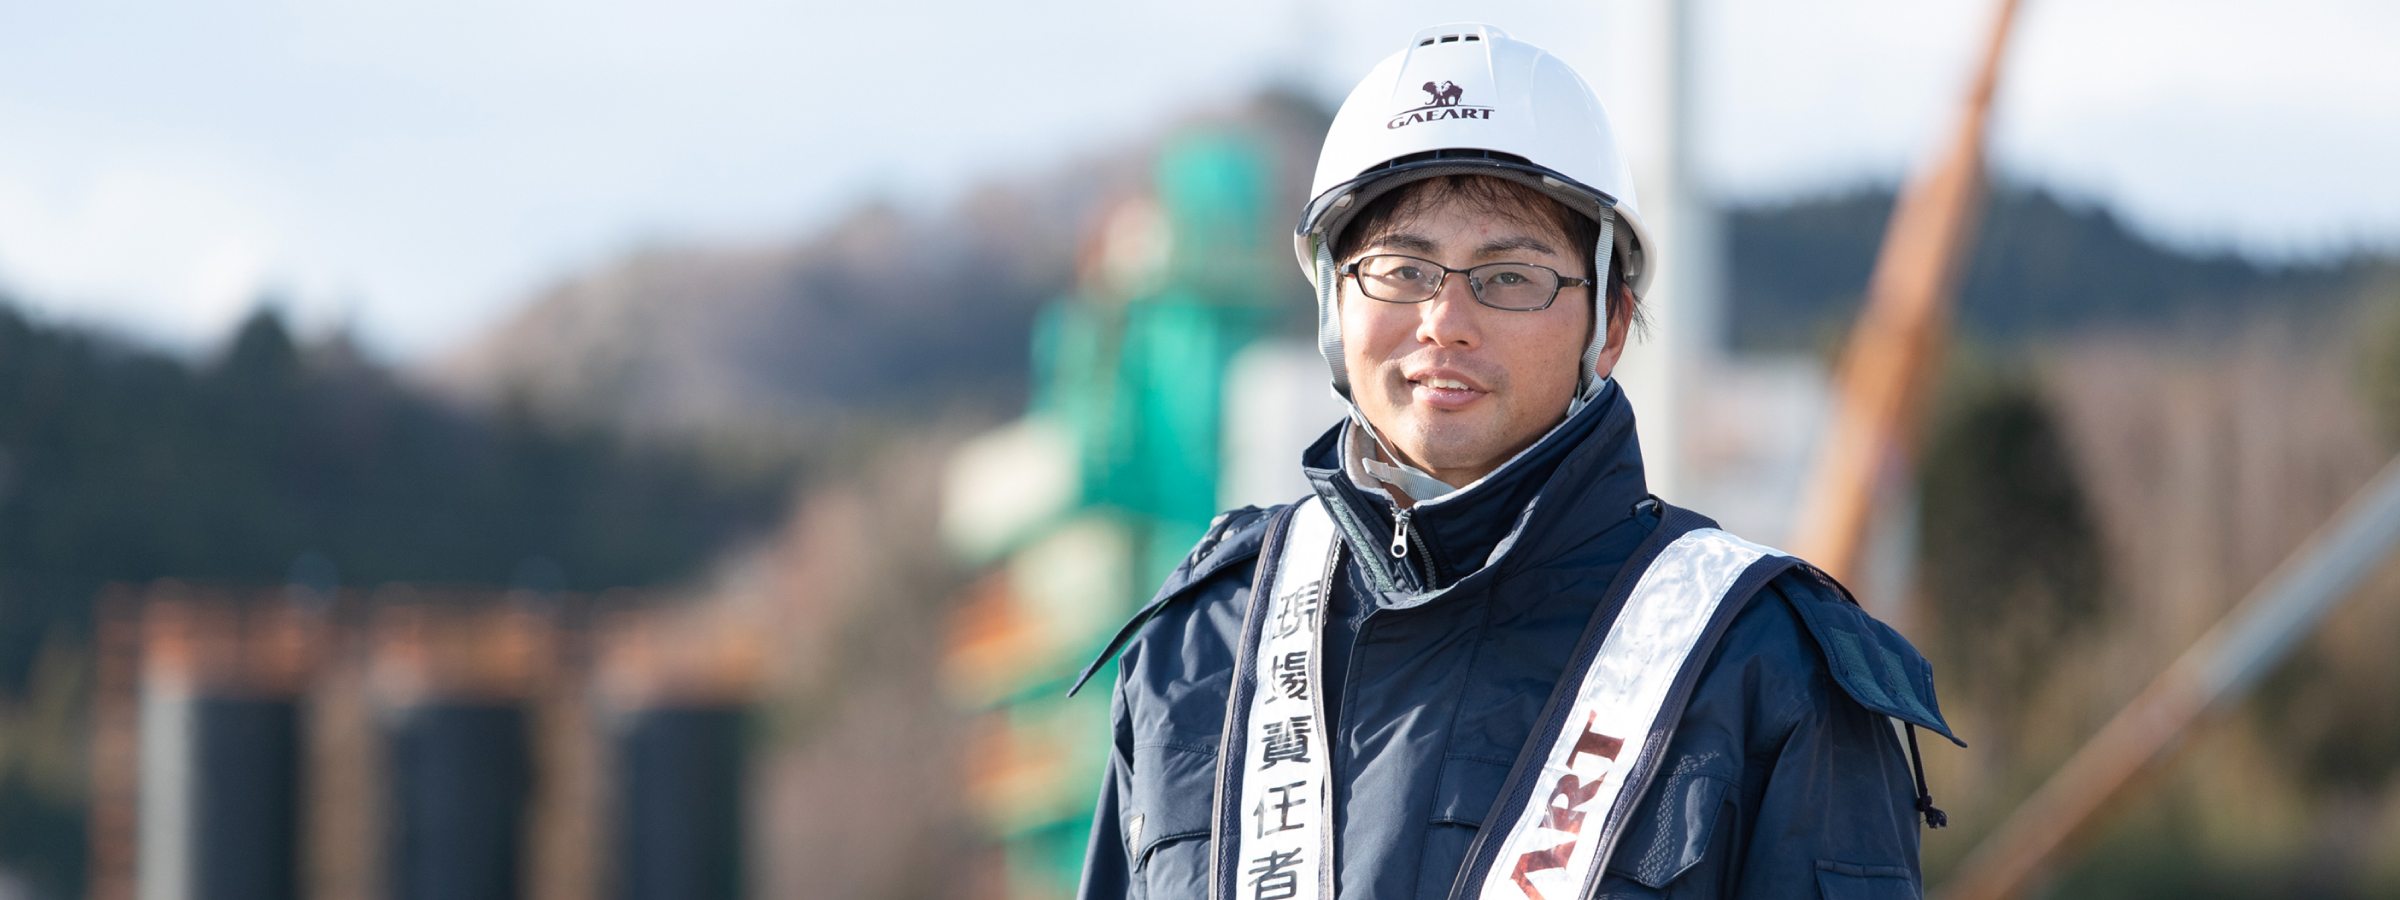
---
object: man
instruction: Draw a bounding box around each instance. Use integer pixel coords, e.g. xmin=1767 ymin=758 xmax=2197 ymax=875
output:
xmin=1073 ymin=23 xmax=1957 ymax=900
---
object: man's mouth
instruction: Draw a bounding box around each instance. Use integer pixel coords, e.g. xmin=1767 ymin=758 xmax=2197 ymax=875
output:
xmin=1410 ymin=374 xmax=1487 ymax=410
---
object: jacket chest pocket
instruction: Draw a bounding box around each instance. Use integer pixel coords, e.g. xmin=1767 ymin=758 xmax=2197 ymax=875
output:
xmin=1126 ymin=743 xmax=1218 ymax=881
xmin=1603 ymin=768 xmax=1735 ymax=892
xmin=1427 ymin=756 xmax=1514 ymax=828
xmin=1419 ymin=757 xmax=1513 ymax=894
xmin=1425 ymin=757 xmax=1733 ymax=896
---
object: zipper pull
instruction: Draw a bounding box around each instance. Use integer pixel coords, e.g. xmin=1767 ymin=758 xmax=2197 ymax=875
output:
xmin=1390 ymin=509 xmax=1413 ymax=559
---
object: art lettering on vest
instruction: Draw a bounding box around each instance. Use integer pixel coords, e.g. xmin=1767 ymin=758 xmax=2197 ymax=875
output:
xmin=1508 ymin=713 xmax=1624 ymax=900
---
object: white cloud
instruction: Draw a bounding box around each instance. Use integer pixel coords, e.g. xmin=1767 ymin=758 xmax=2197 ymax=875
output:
xmin=0 ymin=152 xmax=286 ymax=345
xmin=1995 ymin=0 xmax=2400 ymax=253
xmin=1702 ymin=0 xmax=2400 ymax=254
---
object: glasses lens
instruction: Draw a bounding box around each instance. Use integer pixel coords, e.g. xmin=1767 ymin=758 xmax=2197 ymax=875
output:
xmin=1468 ymin=263 xmax=1560 ymax=310
xmin=1356 ymin=255 xmax=1441 ymax=303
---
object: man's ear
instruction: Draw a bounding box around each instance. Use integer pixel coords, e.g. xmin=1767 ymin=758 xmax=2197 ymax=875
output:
xmin=1593 ymin=280 xmax=1633 ymax=380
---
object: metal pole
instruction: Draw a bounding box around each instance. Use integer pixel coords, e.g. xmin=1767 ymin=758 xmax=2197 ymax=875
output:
xmin=1611 ymin=0 xmax=1716 ymax=503
xmin=1937 ymin=454 xmax=2400 ymax=900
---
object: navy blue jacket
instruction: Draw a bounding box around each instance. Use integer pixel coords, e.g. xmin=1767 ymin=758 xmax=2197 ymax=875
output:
xmin=1074 ymin=385 xmax=1959 ymax=900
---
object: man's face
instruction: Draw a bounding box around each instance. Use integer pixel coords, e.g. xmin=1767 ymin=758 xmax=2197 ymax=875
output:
xmin=1339 ymin=188 xmax=1619 ymax=488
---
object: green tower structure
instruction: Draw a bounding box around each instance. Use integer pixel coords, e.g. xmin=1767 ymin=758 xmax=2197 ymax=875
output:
xmin=941 ymin=129 xmax=1286 ymax=900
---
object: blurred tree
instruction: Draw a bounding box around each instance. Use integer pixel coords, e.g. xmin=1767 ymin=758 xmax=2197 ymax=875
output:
xmin=0 ymin=632 xmax=89 ymax=899
xmin=2253 ymin=628 xmax=2400 ymax=796
xmin=0 ymin=302 xmax=792 ymax=605
xmin=2358 ymin=283 xmax=2400 ymax=446
xmin=0 ymin=299 xmax=799 ymax=895
xmin=2246 ymin=286 xmax=2400 ymax=801
xmin=2242 ymin=573 xmax=2400 ymax=900
xmin=1917 ymin=369 xmax=2104 ymax=735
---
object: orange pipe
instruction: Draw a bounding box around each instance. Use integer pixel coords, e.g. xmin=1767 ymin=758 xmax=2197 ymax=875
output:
xmin=1789 ymin=0 xmax=2023 ymax=582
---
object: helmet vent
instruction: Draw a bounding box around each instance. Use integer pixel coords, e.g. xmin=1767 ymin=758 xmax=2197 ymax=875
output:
xmin=1419 ymin=33 xmax=1477 ymax=46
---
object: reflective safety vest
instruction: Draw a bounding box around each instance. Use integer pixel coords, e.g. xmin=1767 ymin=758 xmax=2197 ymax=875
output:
xmin=1209 ymin=497 xmax=1805 ymax=900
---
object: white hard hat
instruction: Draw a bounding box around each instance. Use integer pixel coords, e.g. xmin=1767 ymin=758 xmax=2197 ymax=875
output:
xmin=1296 ymin=23 xmax=1652 ymax=403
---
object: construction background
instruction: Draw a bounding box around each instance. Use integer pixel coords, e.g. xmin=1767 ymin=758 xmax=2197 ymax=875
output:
xmin=4 ymin=2 xmax=2400 ymax=899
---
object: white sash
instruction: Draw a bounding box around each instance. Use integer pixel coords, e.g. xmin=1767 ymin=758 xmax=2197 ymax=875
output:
xmin=1472 ymin=527 xmax=1775 ymax=900
xmin=1219 ymin=496 xmax=1342 ymax=900
xmin=1213 ymin=499 xmax=1783 ymax=900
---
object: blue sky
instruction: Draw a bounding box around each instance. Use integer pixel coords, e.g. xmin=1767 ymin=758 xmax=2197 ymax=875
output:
xmin=2 ymin=0 xmax=2394 ymax=358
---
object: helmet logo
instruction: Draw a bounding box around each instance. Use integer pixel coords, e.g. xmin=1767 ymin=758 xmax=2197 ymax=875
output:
xmin=1389 ymin=81 xmax=1492 ymax=129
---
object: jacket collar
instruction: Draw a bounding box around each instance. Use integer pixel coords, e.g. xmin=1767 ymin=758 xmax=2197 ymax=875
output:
xmin=1300 ymin=379 xmax=1650 ymax=608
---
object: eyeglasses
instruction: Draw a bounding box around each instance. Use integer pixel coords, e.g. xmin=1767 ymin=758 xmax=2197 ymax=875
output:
xmin=1340 ymin=254 xmax=1590 ymax=311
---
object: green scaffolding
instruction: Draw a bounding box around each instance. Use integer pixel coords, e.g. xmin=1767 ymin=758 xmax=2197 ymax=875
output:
xmin=985 ymin=129 xmax=1285 ymax=899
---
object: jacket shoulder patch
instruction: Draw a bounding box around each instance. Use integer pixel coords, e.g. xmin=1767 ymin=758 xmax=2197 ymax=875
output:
xmin=1777 ymin=568 xmax=1965 ymax=747
xmin=1067 ymin=504 xmax=1278 ymax=697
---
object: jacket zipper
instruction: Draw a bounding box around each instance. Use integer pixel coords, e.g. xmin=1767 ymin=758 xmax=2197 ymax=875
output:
xmin=1389 ymin=508 xmax=1413 ymax=558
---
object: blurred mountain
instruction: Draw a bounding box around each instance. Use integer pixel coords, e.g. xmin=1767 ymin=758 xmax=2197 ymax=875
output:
xmin=428 ymin=91 xmax=1332 ymax=444
xmin=438 ymin=136 xmax=2388 ymax=446
xmin=431 ymin=198 xmax=1080 ymax=443
xmin=1731 ymin=185 xmax=2382 ymax=352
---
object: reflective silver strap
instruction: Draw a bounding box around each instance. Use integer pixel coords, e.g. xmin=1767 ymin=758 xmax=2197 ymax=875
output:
xmin=1217 ymin=497 xmax=1341 ymax=900
xmin=1314 ymin=242 xmax=1349 ymax=399
xmin=1573 ymin=209 xmax=1617 ymax=406
xmin=1475 ymin=528 xmax=1775 ymax=900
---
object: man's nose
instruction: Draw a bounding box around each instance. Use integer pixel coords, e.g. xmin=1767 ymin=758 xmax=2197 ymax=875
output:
xmin=1416 ymin=273 xmax=1482 ymax=348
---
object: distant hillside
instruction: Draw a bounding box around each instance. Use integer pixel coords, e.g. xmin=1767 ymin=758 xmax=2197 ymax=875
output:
xmin=0 ymin=304 xmax=792 ymax=663
xmin=435 ymin=90 xmax=2390 ymax=444
xmin=432 ymin=198 xmax=1082 ymax=441
xmin=1730 ymin=186 xmax=2382 ymax=351
xmin=430 ymin=92 xmax=1332 ymax=442
xmin=0 ymin=302 xmax=807 ymax=894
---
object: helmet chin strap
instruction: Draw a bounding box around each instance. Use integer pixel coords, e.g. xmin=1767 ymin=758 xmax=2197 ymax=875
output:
xmin=1314 ymin=240 xmax=1350 ymax=400
xmin=1566 ymin=209 xmax=1617 ymax=420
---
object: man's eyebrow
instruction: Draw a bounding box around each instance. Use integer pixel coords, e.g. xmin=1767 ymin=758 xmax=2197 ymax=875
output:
xmin=1474 ymin=235 xmax=1558 ymax=257
xmin=1361 ymin=232 xmax=1440 ymax=254
xmin=1361 ymin=232 xmax=1562 ymax=258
